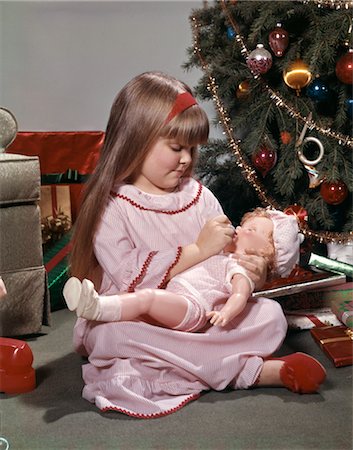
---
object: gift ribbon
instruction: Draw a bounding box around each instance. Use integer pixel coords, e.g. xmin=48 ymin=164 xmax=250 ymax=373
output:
xmin=41 ymin=170 xmax=90 ymax=185
xmin=51 ymin=185 xmax=58 ymax=218
xmin=317 ymin=326 xmax=353 ymax=344
xmin=285 ymin=311 xmax=327 ymax=327
xmin=44 ymin=241 xmax=72 ymax=273
xmin=320 ymin=336 xmax=352 ymax=344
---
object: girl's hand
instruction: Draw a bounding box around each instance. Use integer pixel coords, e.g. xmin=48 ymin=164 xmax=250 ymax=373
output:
xmin=196 ymin=215 xmax=235 ymax=259
xmin=233 ymin=250 xmax=267 ymax=290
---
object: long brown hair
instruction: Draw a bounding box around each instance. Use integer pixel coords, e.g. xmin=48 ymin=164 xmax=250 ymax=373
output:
xmin=69 ymin=71 xmax=209 ymax=284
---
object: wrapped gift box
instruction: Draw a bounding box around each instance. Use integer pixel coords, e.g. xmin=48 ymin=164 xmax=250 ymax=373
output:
xmin=331 ymin=297 xmax=353 ymax=329
xmin=43 ymin=232 xmax=72 ymax=311
xmin=7 ymin=131 xmax=103 ymax=221
xmin=284 ymin=307 xmax=342 ymax=330
xmin=310 ymin=325 xmax=353 ymax=367
xmin=253 ymin=265 xmax=346 ymax=299
xmin=278 ymin=281 xmax=353 ymax=311
xmin=0 ymin=154 xmax=50 ymax=336
xmin=40 ymin=185 xmax=71 ymax=221
xmin=252 ymin=265 xmax=348 ymax=330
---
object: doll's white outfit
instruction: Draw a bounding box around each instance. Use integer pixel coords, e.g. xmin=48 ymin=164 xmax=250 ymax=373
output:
xmin=168 ymin=254 xmax=254 ymax=332
xmin=73 ymin=178 xmax=287 ymax=418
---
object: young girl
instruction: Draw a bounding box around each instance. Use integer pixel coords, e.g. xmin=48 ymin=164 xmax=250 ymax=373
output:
xmin=68 ymin=71 xmax=326 ymax=418
xmin=64 ymin=208 xmax=303 ymax=330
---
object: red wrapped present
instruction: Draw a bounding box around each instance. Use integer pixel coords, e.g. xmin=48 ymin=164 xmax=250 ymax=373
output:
xmin=7 ymin=131 xmax=103 ymax=174
xmin=310 ymin=325 xmax=353 ymax=367
xmin=7 ymin=131 xmax=104 ymax=221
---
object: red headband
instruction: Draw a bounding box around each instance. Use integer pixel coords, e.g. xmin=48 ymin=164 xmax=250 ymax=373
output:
xmin=165 ymin=92 xmax=198 ymax=123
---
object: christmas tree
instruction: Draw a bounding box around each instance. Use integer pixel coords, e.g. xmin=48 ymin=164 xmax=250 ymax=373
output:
xmin=185 ymin=0 xmax=353 ymax=250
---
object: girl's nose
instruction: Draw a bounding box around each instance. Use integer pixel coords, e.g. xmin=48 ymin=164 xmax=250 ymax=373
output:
xmin=180 ymin=149 xmax=192 ymax=165
xmin=235 ymin=225 xmax=241 ymax=233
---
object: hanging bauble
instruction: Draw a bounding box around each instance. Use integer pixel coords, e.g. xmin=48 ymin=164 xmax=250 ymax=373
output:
xmin=306 ymin=78 xmax=331 ymax=103
xmin=227 ymin=26 xmax=236 ymax=41
xmin=268 ymin=23 xmax=289 ymax=57
xmin=346 ymin=98 xmax=353 ymax=118
xmin=246 ymin=44 xmax=273 ymax=75
xmin=236 ymin=80 xmax=250 ymax=99
xmin=251 ymin=145 xmax=277 ymax=177
xmin=335 ymin=49 xmax=353 ymax=85
xmin=320 ymin=180 xmax=348 ymax=205
xmin=280 ymin=131 xmax=292 ymax=145
xmin=283 ymin=59 xmax=312 ymax=93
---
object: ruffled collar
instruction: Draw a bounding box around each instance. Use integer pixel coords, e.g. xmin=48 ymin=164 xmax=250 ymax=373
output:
xmin=111 ymin=178 xmax=202 ymax=214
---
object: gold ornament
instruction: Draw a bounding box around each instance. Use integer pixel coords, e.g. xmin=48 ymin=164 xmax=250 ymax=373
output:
xmin=283 ymin=59 xmax=312 ymax=94
xmin=236 ymin=80 xmax=250 ymax=99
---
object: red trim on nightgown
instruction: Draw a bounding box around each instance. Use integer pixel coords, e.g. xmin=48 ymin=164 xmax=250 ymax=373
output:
xmin=100 ymin=393 xmax=201 ymax=419
xmin=127 ymin=251 xmax=158 ymax=292
xmin=157 ymin=246 xmax=182 ymax=289
xmin=110 ymin=182 xmax=203 ymax=215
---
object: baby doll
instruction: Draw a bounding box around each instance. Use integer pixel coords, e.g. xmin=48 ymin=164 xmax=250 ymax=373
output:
xmin=63 ymin=208 xmax=303 ymax=330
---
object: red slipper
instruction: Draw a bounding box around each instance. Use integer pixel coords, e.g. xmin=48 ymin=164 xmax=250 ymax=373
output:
xmin=271 ymin=352 xmax=326 ymax=394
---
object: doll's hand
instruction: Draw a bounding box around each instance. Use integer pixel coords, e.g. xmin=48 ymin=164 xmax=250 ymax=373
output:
xmin=196 ymin=215 xmax=235 ymax=259
xmin=206 ymin=310 xmax=234 ymax=327
xmin=233 ymin=250 xmax=267 ymax=290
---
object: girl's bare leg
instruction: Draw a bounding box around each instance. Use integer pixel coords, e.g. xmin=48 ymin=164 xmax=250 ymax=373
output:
xmin=63 ymin=277 xmax=189 ymax=328
xmin=255 ymin=355 xmax=326 ymax=394
xmin=256 ymin=360 xmax=283 ymax=386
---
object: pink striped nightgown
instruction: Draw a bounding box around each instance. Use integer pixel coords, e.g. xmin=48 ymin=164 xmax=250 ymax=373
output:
xmin=73 ymin=177 xmax=287 ymax=418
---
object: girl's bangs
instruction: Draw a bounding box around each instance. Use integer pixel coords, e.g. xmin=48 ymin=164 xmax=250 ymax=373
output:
xmin=161 ymin=106 xmax=209 ymax=147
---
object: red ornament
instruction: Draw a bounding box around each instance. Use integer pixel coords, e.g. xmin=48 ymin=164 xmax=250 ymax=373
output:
xmin=335 ymin=49 xmax=353 ymax=85
xmin=247 ymin=44 xmax=273 ymax=75
xmin=284 ymin=204 xmax=308 ymax=224
xmin=280 ymin=131 xmax=292 ymax=145
xmin=252 ymin=145 xmax=277 ymax=177
xmin=320 ymin=180 xmax=348 ymax=205
xmin=269 ymin=23 xmax=289 ymax=57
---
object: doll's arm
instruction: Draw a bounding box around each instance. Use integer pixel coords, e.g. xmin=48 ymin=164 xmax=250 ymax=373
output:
xmin=206 ymin=273 xmax=252 ymax=327
xmin=233 ymin=251 xmax=268 ymax=290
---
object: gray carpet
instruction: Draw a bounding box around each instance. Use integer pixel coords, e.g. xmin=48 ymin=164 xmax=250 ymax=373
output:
xmin=2 ymin=308 xmax=352 ymax=450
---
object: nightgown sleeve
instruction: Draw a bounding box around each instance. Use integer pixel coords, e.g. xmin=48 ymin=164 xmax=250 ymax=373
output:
xmin=93 ymin=200 xmax=182 ymax=293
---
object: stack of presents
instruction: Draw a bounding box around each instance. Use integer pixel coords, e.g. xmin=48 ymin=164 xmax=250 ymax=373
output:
xmin=1 ymin=130 xmax=352 ymax=368
xmin=1 ymin=131 xmax=102 ymax=335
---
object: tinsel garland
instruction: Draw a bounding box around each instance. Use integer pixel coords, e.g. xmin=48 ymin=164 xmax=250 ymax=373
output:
xmin=302 ymin=0 xmax=353 ymax=9
xmin=220 ymin=0 xmax=353 ymax=150
xmin=190 ymin=12 xmax=353 ymax=244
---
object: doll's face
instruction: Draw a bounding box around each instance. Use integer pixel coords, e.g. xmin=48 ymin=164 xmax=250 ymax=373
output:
xmin=234 ymin=216 xmax=274 ymax=256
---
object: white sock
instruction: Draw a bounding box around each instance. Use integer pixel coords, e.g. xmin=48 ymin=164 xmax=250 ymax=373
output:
xmin=63 ymin=277 xmax=82 ymax=311
xmin=78 ymin=279 xmax=121 ymax=322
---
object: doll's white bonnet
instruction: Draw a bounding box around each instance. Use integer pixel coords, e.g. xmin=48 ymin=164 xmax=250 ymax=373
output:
xmin=267 ymin=209 xmax=304 ymax=277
